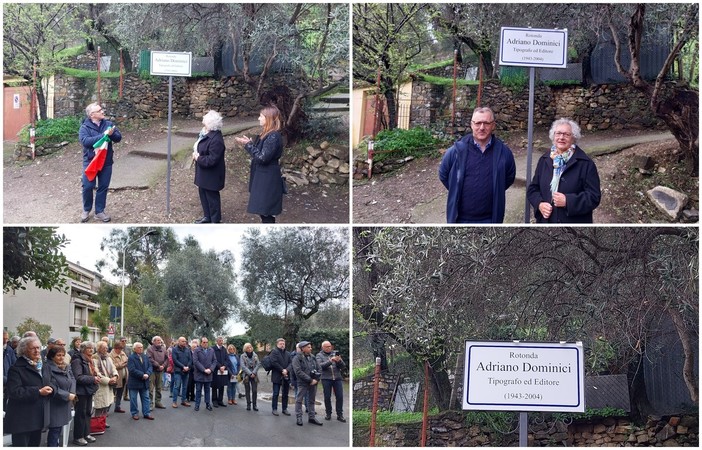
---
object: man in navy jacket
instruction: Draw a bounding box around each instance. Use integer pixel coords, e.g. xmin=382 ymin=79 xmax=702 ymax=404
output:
xmin=79 ymin=102 xmax=121 ymax=223
xmin=439 ymin=107 xmax=516 ymax=223
xmin=127 ymin=342 xmax=154 ymax=420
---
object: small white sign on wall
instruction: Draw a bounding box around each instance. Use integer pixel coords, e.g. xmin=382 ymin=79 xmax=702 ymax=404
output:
xmin=13 ymin=94 xmax=21 ymax=109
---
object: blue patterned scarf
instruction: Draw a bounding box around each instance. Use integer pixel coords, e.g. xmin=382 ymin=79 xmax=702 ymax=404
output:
xmin=550 ymin=145 xmax=575 ymax=194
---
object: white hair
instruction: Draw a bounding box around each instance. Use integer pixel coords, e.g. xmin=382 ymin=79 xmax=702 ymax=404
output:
xmin=202 ymin=110 xmax=223 ymax=131
xmin=85 ymin=102 xmax=101 ymax=117
xmin=549 ymin=118 xmax=582 ymax=142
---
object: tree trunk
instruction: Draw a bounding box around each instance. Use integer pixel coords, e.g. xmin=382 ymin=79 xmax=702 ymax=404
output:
xmin=667 ymin=305 xmax=699 ymax=404
xmin=35 ymin=81 xmax=48 ymax=121
xmin=314 ymin=4 xmax=333 ymax=90
xmin=383 ymin=87 xmax=398 ymax=130
xmin=653 ymin=87 xmax=699 ymax=176
xmin=428 ymin=364 xmax=452 ymax=411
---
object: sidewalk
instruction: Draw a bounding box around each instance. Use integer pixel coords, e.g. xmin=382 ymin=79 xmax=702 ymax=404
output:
xmin=110 ymin=119 xmax=260 ymax=190
xmin=409 ymin=131 xmax=673 ymax=224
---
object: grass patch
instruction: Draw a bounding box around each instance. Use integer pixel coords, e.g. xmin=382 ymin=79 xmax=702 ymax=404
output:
xmin=409 ymin=59 xmax=454 ymax=71
xmin=372 ymin=127 xmax=444 ymax=163
xmin=59 ymin=67 xmax=122 ymax=79
xmin=415 ymin=73 xmax=479 ymax=87
xmin=544 ymin=79 xmax=582 ymax=87
xmin=56 ymin=44 xmax=87 ymax=59
xmin=353 ymin=409 xmax=438 ymax=427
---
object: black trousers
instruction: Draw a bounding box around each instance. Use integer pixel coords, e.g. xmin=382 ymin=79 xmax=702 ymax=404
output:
xmin=74 ymin=394 xmax=93 ymax=440
xmin=198 ymin=187 xmax=222 ymax=223
xmin=12 ymin=430 xmax=42 ymax=446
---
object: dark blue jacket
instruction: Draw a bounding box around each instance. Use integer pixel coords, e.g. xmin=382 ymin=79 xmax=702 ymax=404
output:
xmin=245 ymin=131 xmax=284 ymax=216
xmin=127 ymin=351 xmax=153 ymax=390
xmin=439 ymin=134 xmax=516 ymax=223
xmin=527 ymin=145 xmax=601 ymax=223
xmin=79 ymin=118 xmax=122 ymax=167
xmin=71 ymin=353 xmax=99 ymax=396
xmin=4 ymin=344 xmax=17 ymax=384
xmin=193 ymin=347 xmax=217 ymax=383
xmin=172 ymin=345 xmax=193 ymax=374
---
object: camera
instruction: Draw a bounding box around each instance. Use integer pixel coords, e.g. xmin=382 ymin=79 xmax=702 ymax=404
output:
xmin=330 ymin=351 xmax=339 ymax=357
xmin=310 ymin=370 xmax=322 ymax=380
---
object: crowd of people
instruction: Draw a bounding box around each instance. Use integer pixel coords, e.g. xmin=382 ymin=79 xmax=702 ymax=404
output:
xmin=3 ymin=330 xmax=347 ymax=446
xmin=80 ymin=101 xmax=286 ymax=225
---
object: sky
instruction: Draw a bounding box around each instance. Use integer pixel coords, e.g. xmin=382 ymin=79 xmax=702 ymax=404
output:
xmin=56 ymin=224 xmax=257 ymax=335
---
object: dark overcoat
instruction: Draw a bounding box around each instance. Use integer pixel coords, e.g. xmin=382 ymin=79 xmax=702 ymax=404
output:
xmin=212 ymin=345 xmax=233 ymax=388
xmin=245 ymin=131 xmax=284 ymax=216
xmin=4 ymin=357 xmax=50 ymax=434
xmin=269 ymin=346 xmax=292 ymax=384
xmin=527 ymin=145 xmax=601 ymax=223
xmin=71 ymin=352 xmax=99 ymax=396
xmin=127 ymin=351 xmax=153 ymax=390
xmin=193 ymin=347 xmax=217 ymax=383
xmin=194 ymin=130 xmax=226 ymax=192
xmin=44 ymin=361 xmax=76 ymax=428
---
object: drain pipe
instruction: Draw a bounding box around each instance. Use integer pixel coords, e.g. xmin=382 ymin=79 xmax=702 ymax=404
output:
xmin=369 ymin=357 xmax=382 ymax=446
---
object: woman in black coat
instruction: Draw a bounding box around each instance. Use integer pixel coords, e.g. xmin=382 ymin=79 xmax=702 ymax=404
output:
xmin=235 ymin=106 xmax=285 ymax=223
xmin=527 ymin=118 xmax=601 ymax=223
xmin=44 ymin=346 xmax=77 ymax=447
xmin=71 ymin=341 xmax=100 ymax=446
xmin=4 ymin=336 xmax=53 ymax=446
xmin=193 ymin=110 xmax=226 ymax=224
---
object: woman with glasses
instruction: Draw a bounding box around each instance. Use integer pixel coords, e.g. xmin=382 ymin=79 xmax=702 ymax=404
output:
xmin=4 ymin=336 xmax=53 ymax=446
xmin=527 ymin=118 xmax=601 ymax=223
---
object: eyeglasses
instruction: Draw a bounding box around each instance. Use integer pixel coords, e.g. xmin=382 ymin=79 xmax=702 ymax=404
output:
xmin=91 ymin=108 xmax=104 ymax=115
xmin=554 ymin=131 xmax=573 ymax=138
xmin=471 ymin=121 xmax=494 ymax=127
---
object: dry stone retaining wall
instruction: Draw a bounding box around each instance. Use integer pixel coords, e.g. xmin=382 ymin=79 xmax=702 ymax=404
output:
xmin=353 ymin=411 xmax=698 ymax=447
xmin=409 ymin=79 xmax=667 ymax=134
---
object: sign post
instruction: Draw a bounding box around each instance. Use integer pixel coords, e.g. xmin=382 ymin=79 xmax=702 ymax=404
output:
xmin=499 ymin=27 xmax=568 ymax=223
xmin=463 ymin=341 xmax=585 ymax=446
xmin=150 ymin=51 xmax=192 ymax=216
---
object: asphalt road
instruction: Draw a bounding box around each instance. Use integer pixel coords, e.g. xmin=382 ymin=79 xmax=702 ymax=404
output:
xmin=66 ymin=379 xmax=350 ymax=447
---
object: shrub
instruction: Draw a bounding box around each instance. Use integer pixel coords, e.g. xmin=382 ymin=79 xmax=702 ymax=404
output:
xmin=372 ymin=127 xmax=441 ymax=163
xmin=17 ymin=116 xmax=82 ymax=146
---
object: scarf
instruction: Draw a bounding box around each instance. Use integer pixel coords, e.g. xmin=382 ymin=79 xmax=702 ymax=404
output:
xmin=550 ymin=144 xmax=575 ymax=195
xmin=23 ymin=355 xmax=42 ymax=371
xmin=193 ymin=129 xmax=207 ymax=153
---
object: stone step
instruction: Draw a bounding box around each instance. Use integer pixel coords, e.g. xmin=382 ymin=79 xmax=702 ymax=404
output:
xmin=316 ymin=93 xmax=350 ymax=104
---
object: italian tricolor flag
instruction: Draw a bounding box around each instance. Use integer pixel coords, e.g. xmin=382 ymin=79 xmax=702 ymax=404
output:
xmin=84 ymin=133 xmax=110 ymax=181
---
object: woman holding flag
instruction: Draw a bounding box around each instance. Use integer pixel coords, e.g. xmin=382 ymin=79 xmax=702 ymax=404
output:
xmin=79 ymin=102 xmax=121 ymax=223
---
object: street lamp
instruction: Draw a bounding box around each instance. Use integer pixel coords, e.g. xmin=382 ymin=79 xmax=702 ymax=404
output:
xmin=120 ymin=229 xmax=159 ymax=337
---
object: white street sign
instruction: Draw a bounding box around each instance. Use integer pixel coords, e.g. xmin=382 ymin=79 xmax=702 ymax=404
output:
xmin=463 ymin=341 xmax=585 ymax=412
xmin=500 ymin=27 xmax=568 ymax=68
xmin=150 ymin=51 xmax=192 ymax=77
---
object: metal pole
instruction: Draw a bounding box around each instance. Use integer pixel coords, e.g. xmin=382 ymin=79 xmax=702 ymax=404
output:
xmin=523 ymin=67 xmax=536 ymax=223
xmin=120 ymin=245 xmax=126 ymax=337
xmin=519 ymin=412 xmax=528 ymax=446
xmin=166 ymin=76 xmax=173 ymax=216
xmin=97 ymin=46 xmax=101 ymax=105
xmin=119 ymin=48 xmax=124 ymax=99
xmin=451 ymin=49 xmax=458 ymax=126
xmin=369 ymin=356 xmax=381 ymax=447
xmin=420 ymin=360 xmax=430 ymax=446
xmin=477 ymin=54 xmax=484 ymax=108
xmin=30 ymin=59 xmax=36 ymax=160
xmin=373 ymin=65 xmax=382 ymax=138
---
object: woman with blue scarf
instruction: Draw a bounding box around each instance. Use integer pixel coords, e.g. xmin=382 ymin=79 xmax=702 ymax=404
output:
xmin=527 ymin=118 xmax=601 ymax=223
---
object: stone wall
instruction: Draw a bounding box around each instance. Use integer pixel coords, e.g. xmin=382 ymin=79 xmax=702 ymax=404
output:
xmin=409 ymin=79 xmax=667 ymax=134
xmin=353 ymin=411 xmax=698 ymax=447
xmin=283 ymin=141 xmax=349 ymax=186
xmin=53 ymin=72 xmax=309 ymax=122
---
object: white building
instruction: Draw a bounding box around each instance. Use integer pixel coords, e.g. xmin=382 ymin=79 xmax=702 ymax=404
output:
xmin=3 ymin=260 xmax=109 ymax=343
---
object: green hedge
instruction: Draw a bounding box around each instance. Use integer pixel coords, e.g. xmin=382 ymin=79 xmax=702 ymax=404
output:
xmin=17 ymin=116 xmax=82 ymax=146
xmin=372 ymin=127 xmax=442 ymax=163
